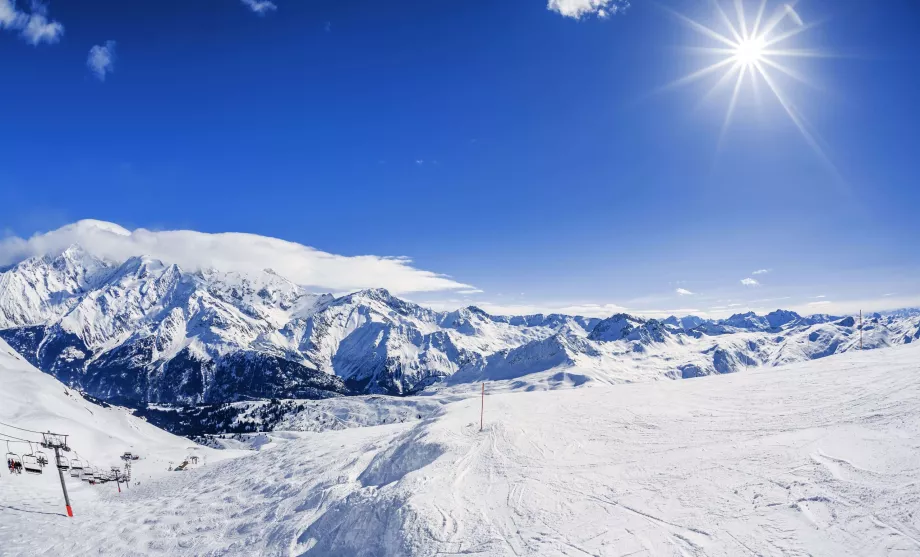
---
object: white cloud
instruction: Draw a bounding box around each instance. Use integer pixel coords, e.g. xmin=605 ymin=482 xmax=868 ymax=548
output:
xmin=787 ymin=295 xmax=920 ymax=317
xmin=0 ymin=0 xmax=63 ymax=44
xmin=0 ymin=220 xmax=474 ymax=295
xmin=417 ymin=300 xmax=632 ymax=318
xmin=547 ymin=0 xmax=629 ymax=18
xmin=752 ymin=269 xmax=770 ymax=275
xmin=240 ymin=0 xmax=276 ymax=15
xmin=740 ymin=278 xmax=760 ymax=287
xmin=554 ymin=302 xmax=630 ymax=317
xmin=414 ymin=298 xmax=709 ymax=320
xmin=675 ymin=288 xmax=694 ymax=296
xmin=749 ymin=296 xmax=791 ymax=303
xmin=87 ymin=41 xmax=116 ymax=82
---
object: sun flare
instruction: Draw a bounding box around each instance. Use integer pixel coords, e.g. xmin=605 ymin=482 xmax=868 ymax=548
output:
xmin=665 ymin=0 xmax=833 ymax=164
xmin=734 ymin=36 xmax=766 ymax=65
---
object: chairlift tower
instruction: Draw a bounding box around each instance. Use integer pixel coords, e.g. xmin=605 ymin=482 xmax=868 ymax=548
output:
xmin=40 ymin=431 xmax=73 ymax=517
xmin=120 ymin=452 xmax=133 ymax=486
xmin=110 ymin=466 xmax=124 ymax=492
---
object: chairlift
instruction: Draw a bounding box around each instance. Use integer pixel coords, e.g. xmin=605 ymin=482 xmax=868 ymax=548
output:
xmin=56 ymin=454 xmax=70 ymax=470
xmin=70 ymin=458 xmax=84 ymax=477
xmin=36 ymin=450 xmax=49 ymax=468
xmin=22 ymin=453 xmax=42 ymax=475
xmin=81 ymin=465 xmax=95 ymax=483
xmin=6 ymin=450 xmax=23 ymax=474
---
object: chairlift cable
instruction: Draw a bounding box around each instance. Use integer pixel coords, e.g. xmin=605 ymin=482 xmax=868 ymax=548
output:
xmin=0 ymin=431 xmax=40 ymax=444
xmin=0 ymin=420 xmax=46 ymax=435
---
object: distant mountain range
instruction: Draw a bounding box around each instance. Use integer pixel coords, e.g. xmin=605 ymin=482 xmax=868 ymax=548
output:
xmin=1 ymin=244 xmax=918 ymax=412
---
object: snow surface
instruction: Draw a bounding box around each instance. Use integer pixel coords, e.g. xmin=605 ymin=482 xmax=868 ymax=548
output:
xmin=0 ymin=337 xmax=245 ymax=527
xmin=2 ymin=341 xmax=918 ymax=556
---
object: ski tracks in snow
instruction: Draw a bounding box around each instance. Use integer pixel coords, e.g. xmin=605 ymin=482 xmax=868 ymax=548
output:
xmin=2 ymin=344 xmax=919 ymax=556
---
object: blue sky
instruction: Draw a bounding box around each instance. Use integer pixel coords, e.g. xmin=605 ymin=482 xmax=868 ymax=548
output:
xmin=1 ymin=0 xmax=918 ymax=318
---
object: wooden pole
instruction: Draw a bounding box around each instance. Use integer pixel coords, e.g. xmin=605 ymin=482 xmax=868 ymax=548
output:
xmin=480 ymin=383 xmax=484 ymax=432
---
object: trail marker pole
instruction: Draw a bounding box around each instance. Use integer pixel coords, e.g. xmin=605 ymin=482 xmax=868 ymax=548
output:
xmin=859 ymin=310 xmax=863 ymax=350
xmin=480 ymin=383 xmax=484 ymax=432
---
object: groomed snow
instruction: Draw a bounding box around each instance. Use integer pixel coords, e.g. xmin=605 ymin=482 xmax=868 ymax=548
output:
xmin=2 ymin=342 xmax=919 ymax=556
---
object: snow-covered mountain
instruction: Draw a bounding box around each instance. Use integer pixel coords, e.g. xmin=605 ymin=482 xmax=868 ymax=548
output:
xmin=0 ymin=337 xmax=238 ymax=482
xmin=1 ymin=243 xmax=918 ymax=412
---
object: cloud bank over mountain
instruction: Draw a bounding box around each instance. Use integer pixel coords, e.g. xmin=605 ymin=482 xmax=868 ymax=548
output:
xmin=0 ymin=220 xmax=472 ymax=295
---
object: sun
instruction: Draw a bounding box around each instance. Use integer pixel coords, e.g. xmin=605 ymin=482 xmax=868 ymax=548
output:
xmin=734 ymin=36 xmax=766 ymax=66
xmin=663 ymin=0 xmax=833 ymax=165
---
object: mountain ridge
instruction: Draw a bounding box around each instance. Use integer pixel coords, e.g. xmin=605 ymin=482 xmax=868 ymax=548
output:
xmin=1 ymin=244 xmax=918 ymax=410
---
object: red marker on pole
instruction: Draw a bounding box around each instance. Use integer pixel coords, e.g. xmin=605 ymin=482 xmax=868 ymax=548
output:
xmin=480 ymin=383 xmax=484 ymax=432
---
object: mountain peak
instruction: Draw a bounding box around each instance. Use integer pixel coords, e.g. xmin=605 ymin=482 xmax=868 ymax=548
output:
xmin=353 ymin=288 xmax=393 ymax=301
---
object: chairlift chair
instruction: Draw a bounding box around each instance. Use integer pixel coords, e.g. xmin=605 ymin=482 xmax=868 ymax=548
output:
xmin=6 ymin=451 xmax=23 ymax=474
xmin=35 ymin=450 xmax=49 ymax=468
xmin=22 ymin=453 xmax=42 ymax=475
xmin=81 ymin=465 xmax=95 ymax=483
xmin=70 ymin=458 xmax=83 ymax=477
xmin=56 ymin=454 xmax=70 ymax=470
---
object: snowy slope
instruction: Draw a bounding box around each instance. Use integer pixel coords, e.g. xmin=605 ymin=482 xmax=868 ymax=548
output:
xmin=0 ymin=337 xmax=244 ymax=522
xmin=3 ymin=342 xmax=918 ymax=556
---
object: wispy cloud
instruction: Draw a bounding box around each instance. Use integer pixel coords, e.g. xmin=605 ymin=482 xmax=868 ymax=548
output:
xmin=0 ymin=220 xmax=474 ymax=295
xmin=419 ymin=300 xmax=632 ymax=318
xmin=740 ymin=278 xmax=760 ymax=287
xmin=786 ymin=295 xmax=920 ymax=317
xmin=547 ymin=0 xmax=629 ymax=19
xmin=0 ymin=0 xmax=63 ymax=45
xmin=748 ymin=296 xmax=791 ymax=303
xmin=87 ymin=41 xmax=116 ymax=81
xmin=675 ymin=288 xmax=694 ymax=296
xmin=752 ymin=269 xmax=770 ymax=275
xmin=240 ymin=0 xmax=276 ymax=15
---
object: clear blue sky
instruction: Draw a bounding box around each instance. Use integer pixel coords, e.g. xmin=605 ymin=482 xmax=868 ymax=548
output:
xmin=1 ymin=0 xmax=918 ymax=317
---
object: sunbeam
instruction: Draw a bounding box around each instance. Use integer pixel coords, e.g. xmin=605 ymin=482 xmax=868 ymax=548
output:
xmin=666 ymin=0 xmax=835 ymax=168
